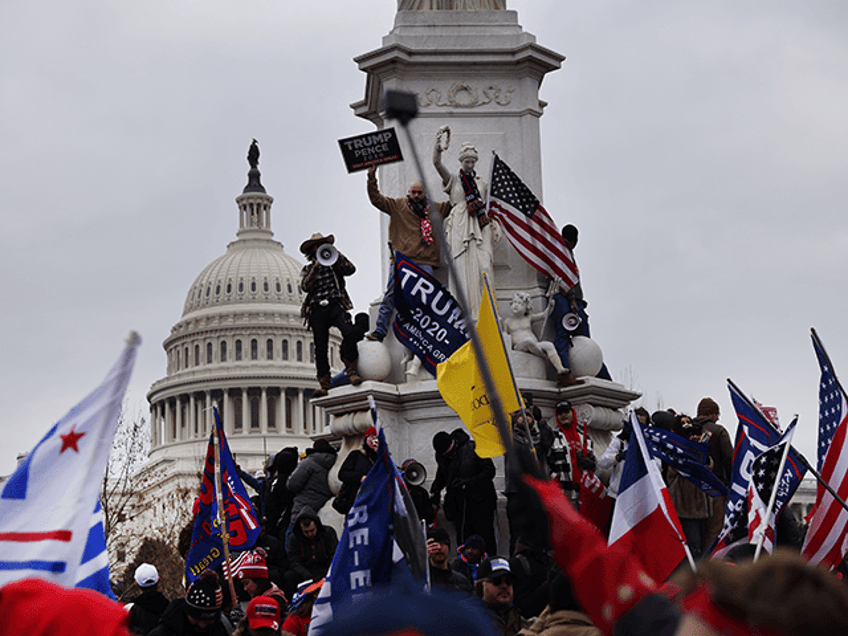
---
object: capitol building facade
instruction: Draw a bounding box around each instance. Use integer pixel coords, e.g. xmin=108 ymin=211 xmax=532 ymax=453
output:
xmin=146 ymin=157 xmax=339 ymax=469
xmin=114 ymin=155 xmax=341 ymax=570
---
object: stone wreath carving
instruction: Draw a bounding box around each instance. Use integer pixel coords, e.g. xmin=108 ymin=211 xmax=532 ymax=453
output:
xmin=416 ymin=82 xmax=513 ymax=108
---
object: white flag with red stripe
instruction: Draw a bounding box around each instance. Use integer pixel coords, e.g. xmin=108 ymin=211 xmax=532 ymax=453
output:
xmin=487 ymin=154 xmax=579 ymax=291
xmin=609 ymin=413 xmax=687 ymax=583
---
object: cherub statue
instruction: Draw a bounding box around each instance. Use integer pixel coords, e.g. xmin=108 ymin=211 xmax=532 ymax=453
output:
xmin=501 ymin=292 xmax=571 ymax=383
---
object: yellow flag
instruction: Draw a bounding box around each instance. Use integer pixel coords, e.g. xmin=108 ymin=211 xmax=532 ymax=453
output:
xmin=436 ymin=287 xmax=522 ymax=458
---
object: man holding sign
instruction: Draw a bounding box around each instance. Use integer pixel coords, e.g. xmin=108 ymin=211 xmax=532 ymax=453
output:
xmin=366 ymin=165 xmax=451 ymax=341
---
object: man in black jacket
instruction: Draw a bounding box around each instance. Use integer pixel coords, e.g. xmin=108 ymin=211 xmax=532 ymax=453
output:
xmin=430 ymin=428 xmax=498 ymax=555
xmin=128 ymin=563 xmax=170 ymax=636
xmin=284 ymin=507 xmax=339 ymax=593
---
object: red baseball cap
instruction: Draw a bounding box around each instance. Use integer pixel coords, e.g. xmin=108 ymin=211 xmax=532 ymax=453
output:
xmin=247 ymin=596 xmax=281 ymax=631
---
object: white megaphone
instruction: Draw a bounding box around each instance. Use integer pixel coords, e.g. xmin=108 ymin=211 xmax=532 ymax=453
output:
xmin=561 ymin=312 xmax=582 ymax=332
xmin=401 ymin=459 xmax=427 ymax=486
xmin=316 ymin=243 xmax=338 ymax=267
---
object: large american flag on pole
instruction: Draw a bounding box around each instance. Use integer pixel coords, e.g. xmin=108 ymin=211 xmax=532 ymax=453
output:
xmin=487 ymin=154 xmax=579 ymax=290
xmin=802 ymin=329 xmax=848 ymax=568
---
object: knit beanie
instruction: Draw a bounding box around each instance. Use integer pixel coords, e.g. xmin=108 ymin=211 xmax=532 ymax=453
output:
xmin=230 ymin=549 xmax=269 ymax=580
xmin=697 ymin=398 xmax=720 ymax=417
xmin=185 ymin=570 xmax=223 ymax=621
xmin=364 ymin=426 xmax=377 ymax=440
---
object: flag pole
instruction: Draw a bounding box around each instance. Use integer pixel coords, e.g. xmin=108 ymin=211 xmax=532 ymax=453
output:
xmin=753 ymin=421 xmax=796 ymax=563
xmin=812 ymin=328 xmax=848 ymax=400
xmin=213 ymin=406 xmax=238 ymax=608
xmin=482 ymin=272 xmax=539 ymax=469
xmin=395 ymin=110 xmax=515 ymax=464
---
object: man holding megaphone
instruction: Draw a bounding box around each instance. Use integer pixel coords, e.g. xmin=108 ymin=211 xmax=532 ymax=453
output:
xmin=300 ymin=232 xmax=362 ymax=397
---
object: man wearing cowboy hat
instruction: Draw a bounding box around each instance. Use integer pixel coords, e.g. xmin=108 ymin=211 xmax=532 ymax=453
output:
xmin=300 ymin=232 xmax=361 ymax=397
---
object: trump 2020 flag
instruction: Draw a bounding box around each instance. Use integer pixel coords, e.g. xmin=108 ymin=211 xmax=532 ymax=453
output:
xmin=609 ymin=413 xmax=686 ymax=583
xmin=185 ymin=407 xmax=261 ymax=584
xmin=709 ymin=380 xmax=783 ymax=556
xmin=393 ymin=252 xmax=469 ymax=376
xmin=436 ymin=282 xmax=522 ymax=458
xmin=0 ymin=333 xmax=140 ymax=597
xmin=310 ymin=412 xmax=427 ymax=636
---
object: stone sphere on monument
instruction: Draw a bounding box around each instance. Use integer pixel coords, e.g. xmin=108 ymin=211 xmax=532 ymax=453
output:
xmin=569 ymin=336 xmax=604 ymax=378
xmin=356 ymin=340 xmax=393 ymax=381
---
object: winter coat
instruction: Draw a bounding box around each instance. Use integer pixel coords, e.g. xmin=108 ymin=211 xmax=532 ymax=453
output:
xmin=430 ymin=429 xmax=497 ymax=522
xmin=266 ymin=447 xmax=299 ymax=536
xmin=128 ymin=589 xmax=170 ymax=636
xmin=696 ymin=417 xmax=733 ymax=486
xmin=429 ymin=564 xmax=473 ymax=595
xmin=597 ymin=437 xmax=627 ymax=498
xmin=148 ymin=599 xmax=230 ymax=636
xmin=367 ymin=172 xmax=452 ymax=268
xmin=286 ymin=507 xmax=339 ymax=582
xmin=487 ymin=605 xmax=529 ymax=636
xmin=286 ymin=449 xmax=337 ymax=520
xmin=517 ymin=607 xmax=601 ymax=636
xmin=667 ymin=466 xmax=710 ymax=520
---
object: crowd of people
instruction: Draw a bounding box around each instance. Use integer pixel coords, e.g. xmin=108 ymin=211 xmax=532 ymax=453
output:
xmin=105 ymin=392 xmax=848 ymax=636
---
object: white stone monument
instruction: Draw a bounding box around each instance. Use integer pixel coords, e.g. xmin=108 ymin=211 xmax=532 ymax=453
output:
xmin=318 ymin=4 xmax=639 ymax=544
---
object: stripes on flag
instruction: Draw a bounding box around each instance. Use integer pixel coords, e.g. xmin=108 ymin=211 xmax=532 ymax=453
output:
xmin=802 ymin=330 xmax=848 ymax=568
xmin=487 ymin=154 xmax=579 ymax=290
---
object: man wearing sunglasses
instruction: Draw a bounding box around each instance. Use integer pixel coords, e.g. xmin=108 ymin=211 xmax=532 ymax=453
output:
xmin=475 ymin=557 xmax=528 ymax=636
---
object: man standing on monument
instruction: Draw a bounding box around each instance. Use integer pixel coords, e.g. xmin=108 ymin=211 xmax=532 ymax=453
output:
xmin=433 ymin=128 xmax=501 ymax=320
xmin=551 ymin=224 xmax=612 ymax=383
xmin=365 ymin=165 xmax=452 ymax=341
xmin=300 ymin=233 xmax=362 ymax=397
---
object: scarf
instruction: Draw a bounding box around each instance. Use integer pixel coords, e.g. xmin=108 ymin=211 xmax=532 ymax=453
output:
xmin=407 ymin=196 xmax=434 ymax=245
xmin=460 ymin=170 xmax=484 ymax=215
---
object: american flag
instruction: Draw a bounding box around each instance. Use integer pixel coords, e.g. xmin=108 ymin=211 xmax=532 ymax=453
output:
xmin=642 ymin=427 xmax=728 ymax=498
xmin=486 ymin=154 xmax=579 ymax=290
xmin=802 ymin=330 xmax=848 ymax=568
xmin=708 ymin=380 xmax=783 ymax=557
xmin=747 ymin=421 xmax=805 ymax=555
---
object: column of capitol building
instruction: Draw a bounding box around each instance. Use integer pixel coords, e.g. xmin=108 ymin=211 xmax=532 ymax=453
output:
xmin=116 ymin=156 xmax=343 ymax=569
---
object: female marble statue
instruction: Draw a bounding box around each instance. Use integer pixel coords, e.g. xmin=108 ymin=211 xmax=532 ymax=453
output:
xmin=432 ymin=128 xmax=500 ymax=320
xmin=398 ymin=0 xmax=506 ymax=10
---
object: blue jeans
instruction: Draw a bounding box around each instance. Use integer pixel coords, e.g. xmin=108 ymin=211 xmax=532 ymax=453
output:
xmin=373 ymin=263 xmax=433 ymax=336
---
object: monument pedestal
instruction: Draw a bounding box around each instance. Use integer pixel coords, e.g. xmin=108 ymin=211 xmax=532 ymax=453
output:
xmin=314 ymin=7 xmax=641 ymax=549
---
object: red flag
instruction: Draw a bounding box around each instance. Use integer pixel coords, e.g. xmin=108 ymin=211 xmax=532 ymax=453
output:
xmin=578 ymin=470 xmax=613 ymax=532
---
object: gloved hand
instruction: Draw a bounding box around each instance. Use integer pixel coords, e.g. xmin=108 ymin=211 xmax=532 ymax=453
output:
xmin=577 ymin=455 xmax=596 ymax=471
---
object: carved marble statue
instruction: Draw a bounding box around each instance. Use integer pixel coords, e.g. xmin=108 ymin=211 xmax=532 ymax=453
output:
xmin=433 ymin=128 xmax=501 ymax=321
xmin=398 ymin=0 xmax=506 ymax=10
xmin=501 ymin=292 xmax=568 ymax=379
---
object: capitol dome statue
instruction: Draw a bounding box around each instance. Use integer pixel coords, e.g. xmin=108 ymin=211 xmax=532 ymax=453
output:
xmin=146 ymin=141 xmax=340 ymax=476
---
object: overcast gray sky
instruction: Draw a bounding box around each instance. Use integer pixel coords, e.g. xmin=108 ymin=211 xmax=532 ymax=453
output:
xmin=2 ymin=1 xmax=847 ymax=475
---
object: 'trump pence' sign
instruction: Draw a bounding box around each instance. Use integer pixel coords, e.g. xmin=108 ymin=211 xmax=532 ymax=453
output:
xmin=338 ymin=128 xmax=403 ymax=173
